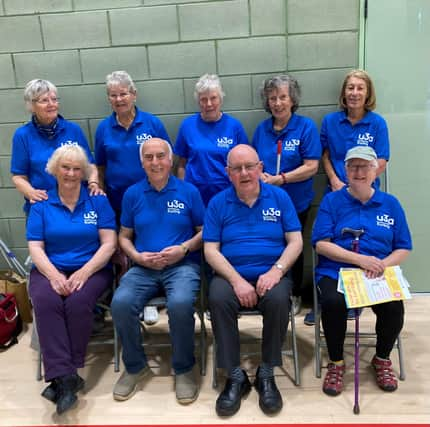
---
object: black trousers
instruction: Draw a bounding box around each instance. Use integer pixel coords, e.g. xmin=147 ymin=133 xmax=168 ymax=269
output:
xmin=209 ymin=274 xmax=293 ymax=370
xmin=318 ymin=276 xmax=404 ymax=361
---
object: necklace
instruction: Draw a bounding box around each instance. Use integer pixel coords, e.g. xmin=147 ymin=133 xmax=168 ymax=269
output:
xmin=117 ymin=109 xmax=135 ymax=130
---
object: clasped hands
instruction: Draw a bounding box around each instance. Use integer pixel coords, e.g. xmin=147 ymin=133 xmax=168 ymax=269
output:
xmin=358 ymin=254 xmax=386 ymax=279
xmin=138 ymin=245 xmax=186 ymax=270
xmin=49 ymin=269 xmax=90 ymax=296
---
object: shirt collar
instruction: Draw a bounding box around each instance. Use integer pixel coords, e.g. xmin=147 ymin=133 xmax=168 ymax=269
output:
xmin=339 ymin=110 xmax=371 ymax=125
xmin=342 ymin=186 xmax=384 ymax=206
xmin=48 ymin=184 xmax=89 ymax=207
xmin=109 ymin=106 xmax=143 ymax=129
xmin=141 ymin=175 xmax=177 ymax=193
xmin=264 ymin=113 xmax=298 ymax=136
xmin=225 ymin=181 xmax=270 ymax=205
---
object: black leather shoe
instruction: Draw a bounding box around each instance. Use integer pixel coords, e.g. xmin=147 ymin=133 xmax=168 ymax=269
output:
xmin=216 ymin=370 xmax=251 ymax=417
xmin=254 ymin=368 xmax=283 ymax=415
xmin=42 ymin=374 xmax=84 ymax=404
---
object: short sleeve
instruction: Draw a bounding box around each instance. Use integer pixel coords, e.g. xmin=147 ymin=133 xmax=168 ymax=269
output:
xmin=94 ymin=121 xmax=107 ymax=166
xmin=311 ymin=194 xmax=335 ymax=246
xmin=174 ymin=121 xmax=189 ymax=159
xmin=26 ymin=202 xmax=45 ymax=241
xmin=202 ymin=196 xmax=223 ymax=242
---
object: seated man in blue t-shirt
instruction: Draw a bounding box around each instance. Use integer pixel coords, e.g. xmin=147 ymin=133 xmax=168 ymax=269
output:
xmin=111 ymin=138 xmax=205 ymax=405
xmin=203 ymin=145 xmax=302 ymax=417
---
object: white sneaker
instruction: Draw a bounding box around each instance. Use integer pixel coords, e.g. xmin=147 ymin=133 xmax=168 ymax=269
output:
xmin=291 ymin=296 xmax=302 ymax=316
xmin=143 ymin=306 xmax=159 ymax=325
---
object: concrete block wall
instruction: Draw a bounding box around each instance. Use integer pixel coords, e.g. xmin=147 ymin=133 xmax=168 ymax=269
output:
xmin=0 ymin=0 xmax=360 ymax=288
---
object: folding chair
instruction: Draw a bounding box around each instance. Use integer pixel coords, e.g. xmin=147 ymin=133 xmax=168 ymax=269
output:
xmin=211 ymin=298 xmax=300 ymax=389
xmin=312 ymin=250 xmax=405 ymax=380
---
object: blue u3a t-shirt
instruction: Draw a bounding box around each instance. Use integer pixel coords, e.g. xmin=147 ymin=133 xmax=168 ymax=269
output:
xmin=26 ymin=186 xmax=116 ymax=271
xmin=203 ymin=182 xmax=301 ymax=282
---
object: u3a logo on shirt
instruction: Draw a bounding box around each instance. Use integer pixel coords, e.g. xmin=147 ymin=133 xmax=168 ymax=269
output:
xmin=167 ymin=199 xmax=185 ymax=214
xmin=83 ymin=210 xmax=98 ymax=225
xmin=217 ymin=136 xmax=233 ymax=148
xmin=262 ymin=207 xmax=281 ymax=222
xmin=283 ymin=139 xmax=300 ymax=151
xmin=136 ymin=133 xmax=153 ymax=144
xmin=357 ymin=132 xmax=374 ymax=145
xmin=61 ymin=140 xmax=79 ymax=146
xmin=376 ymin=214 xmax=394 ymax=229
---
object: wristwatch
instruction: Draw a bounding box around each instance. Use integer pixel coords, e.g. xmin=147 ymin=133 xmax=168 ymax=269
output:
xmin=274 ymin=263 xmax=284 ymax=272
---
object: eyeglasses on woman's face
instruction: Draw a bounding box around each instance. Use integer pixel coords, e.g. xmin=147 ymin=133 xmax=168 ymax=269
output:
xmin=108 ymin=92 xmax=132 ymax=100
xmin=33 ymin=96 xmax=60 ymax=105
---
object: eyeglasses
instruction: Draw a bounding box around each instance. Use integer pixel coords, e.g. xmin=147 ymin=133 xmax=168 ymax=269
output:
xmin=346 ymin=164 xmax=375 ymax=172
xmin=32 ymin=97 xmax=60 ymax=105
xmin=108 ymin=92 xmax=131 ymax=100
xmin=227 ymin=162 xmax=260 ymax=174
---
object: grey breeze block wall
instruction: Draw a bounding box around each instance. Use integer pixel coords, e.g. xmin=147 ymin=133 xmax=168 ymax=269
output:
xmin=0 ymin=0 xmax=359 ymax=289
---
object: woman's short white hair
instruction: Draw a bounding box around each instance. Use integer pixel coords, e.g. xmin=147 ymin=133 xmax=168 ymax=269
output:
xmin=24 ymin=79 xmax=57 ymax=112
xmin=105 ymin=70 xmax=137 ymax=93
xmin=46 ymin=144 xmax=92 ymax=181
xmin=193 ymin=73 xmax=225 ymax=102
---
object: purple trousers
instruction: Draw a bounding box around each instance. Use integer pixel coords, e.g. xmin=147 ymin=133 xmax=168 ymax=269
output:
xmin=29 ymin=267 xmax=112 ymax=381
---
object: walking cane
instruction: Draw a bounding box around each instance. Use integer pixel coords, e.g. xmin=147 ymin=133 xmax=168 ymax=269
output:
xmin=341 ymin=227 xmax=364 ymax=415
xmin=276 ymin=139 xmax=282 ymax=175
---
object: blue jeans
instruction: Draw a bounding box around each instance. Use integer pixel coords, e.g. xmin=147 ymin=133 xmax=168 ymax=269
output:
xmin=111 ymin=261 xmax=200 ymax=375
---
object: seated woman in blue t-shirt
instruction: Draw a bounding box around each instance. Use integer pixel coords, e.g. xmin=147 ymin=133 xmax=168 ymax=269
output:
xmin=27 ymin=145 xmax=117 ymax=415
xmin=312 ymin=146 xmax=412 ymax=398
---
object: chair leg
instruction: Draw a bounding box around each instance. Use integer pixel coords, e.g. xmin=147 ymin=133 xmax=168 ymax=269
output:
xmin=315 ymin=310 xmax=322 ymax=378
xmin=290 ymin=306 xmax=300 ymax=386
xmin=212 ymin=334 xmax=218 ymax=389
xmin=37 ymin=350 xmax=43 ymax=381
xmin=199 ymin=312 xmax=207 ymax=376
xmin=397 ymin=335 xmax=406 ymax=381
xmin=113 ymin=325 xmax=120 ymax=372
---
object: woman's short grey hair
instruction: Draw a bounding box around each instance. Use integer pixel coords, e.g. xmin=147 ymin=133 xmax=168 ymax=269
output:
xmin=260 ymin=75 xmax=301 ymax=114
xmin=46 ymin=144 xmax=92 ymax=181
xmin=105 ymin=70 xmax=137 ymax=93
xmin=24 ymin=79 xmax=57 ymax=112
xmin=194 ymin=73 xmax=225 ymax=102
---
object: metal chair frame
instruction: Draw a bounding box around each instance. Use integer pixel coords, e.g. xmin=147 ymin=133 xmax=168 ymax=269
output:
xmin=211 ymin=298 xmax=300 ymax=389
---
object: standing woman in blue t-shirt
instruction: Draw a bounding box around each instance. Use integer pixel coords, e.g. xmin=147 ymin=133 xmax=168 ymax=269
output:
xmin=95 ymin=71 xmax=171 ymax=218
xmin=252 ymin=75 xmax=321 ymax=313
xmin=27 ymin=145 xmax=117 ymax=415
xmin=174 ymin=73 xmax=249 ymax=206
xmin=10 ymin=79 xmax=101 ymax=215
xmin=321 ymin=69 xmax=389 ymax=192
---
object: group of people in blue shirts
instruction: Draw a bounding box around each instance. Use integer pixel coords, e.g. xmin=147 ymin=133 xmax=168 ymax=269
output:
xmin=9 ymin=69 xmax=411 ymax=416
